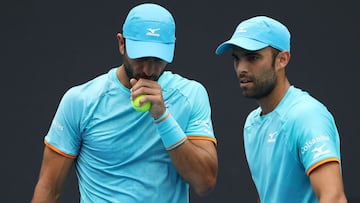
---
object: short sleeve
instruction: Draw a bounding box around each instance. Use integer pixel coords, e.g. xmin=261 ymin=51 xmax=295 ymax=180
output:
xmin=185 ymin=82 xmax=216 ymax=143
xmin=44 ymin=87 xmax=85 ymax=157
xmin=293 ymin=103 xmax=341 ymax=174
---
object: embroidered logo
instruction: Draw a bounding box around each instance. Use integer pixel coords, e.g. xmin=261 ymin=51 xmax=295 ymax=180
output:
xmin=236 ymin=26 xmax=247 ymax=33
xmin=267 ymin=131 xmax=278 ymax=142
xmin=146 ymin=28 xmax=160 ymax=37
xmin=312 ymin=143 xmax=331 ymax=159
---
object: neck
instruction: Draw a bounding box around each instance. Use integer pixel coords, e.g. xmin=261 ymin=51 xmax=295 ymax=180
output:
xmin=258 ymin=78 xmax=290 ymax=115
xmin=116 ymin=64 xmax=131 ymax=89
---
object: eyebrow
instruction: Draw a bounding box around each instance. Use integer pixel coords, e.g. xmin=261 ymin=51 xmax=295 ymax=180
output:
xmin=244 ymin=50 xmax=261 ymax=55
xmin=232 ymin=50 xmax=261 ymax=58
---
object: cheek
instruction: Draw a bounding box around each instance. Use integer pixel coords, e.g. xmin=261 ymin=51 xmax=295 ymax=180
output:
xmin=260 ymin=67 xmax=277 ymax=82
xmin=155 ymin=62 xmax=167 ymax=72
xmin=252 ymin=65 xmax=271 ymax=78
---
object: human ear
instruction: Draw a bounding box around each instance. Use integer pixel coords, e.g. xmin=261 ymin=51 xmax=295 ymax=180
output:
xmin=117 ymin=33 xmax=125 ymax=55
xmin=277 ymin=51 xmax=291 ymax=69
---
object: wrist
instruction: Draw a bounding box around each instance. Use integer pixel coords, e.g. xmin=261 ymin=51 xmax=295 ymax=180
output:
xmin=154 ymin=108 xmax=170 ymax=124
xmin=155 ymin=111 xmax=187 ymax=150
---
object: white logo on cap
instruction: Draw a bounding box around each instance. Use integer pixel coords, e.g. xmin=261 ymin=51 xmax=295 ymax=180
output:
xmin=146 ymin=28 xmax=160 ymax=37
xmin=236 ymin=27 xmax=247 ymax=33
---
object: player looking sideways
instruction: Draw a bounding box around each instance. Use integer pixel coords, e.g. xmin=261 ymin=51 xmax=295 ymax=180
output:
xmin=215 ymin=15 xmax=347 ymax=203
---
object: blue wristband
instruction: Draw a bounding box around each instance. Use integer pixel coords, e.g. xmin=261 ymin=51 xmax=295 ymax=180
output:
xmin=155 ymin=111 xmax=187 ymax=150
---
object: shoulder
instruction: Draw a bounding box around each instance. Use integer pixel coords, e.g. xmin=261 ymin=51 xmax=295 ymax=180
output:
xmin=159 ymin=71 xmax=211 ymax=117
xmin=61 ymin=70 xmax=114 ymax=108
xmin=280 ymin=87 xmax=336 ymax=133
xmin=286 ymin=87 xmax=331 ymax=120
xmin=159 ymin=71 xmax=208 ymax=96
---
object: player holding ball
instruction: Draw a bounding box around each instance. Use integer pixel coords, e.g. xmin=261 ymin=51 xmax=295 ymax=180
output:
xmin=32 ymin=3 xmax=218 ymax=203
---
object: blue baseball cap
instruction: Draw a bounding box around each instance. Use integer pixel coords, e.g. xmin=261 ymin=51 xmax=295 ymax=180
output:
xmin=215 ymin=16 xmax=290 ymax=54
xmin=123 ymin=3 xmax=176 ymax=63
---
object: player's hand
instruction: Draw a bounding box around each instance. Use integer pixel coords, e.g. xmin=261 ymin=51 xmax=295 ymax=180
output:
xmin=130 ymin=78 xmax=166 ymax=119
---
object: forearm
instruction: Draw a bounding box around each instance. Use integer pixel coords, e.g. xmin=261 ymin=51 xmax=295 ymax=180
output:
xmin=32 ymin=147 xmax=73 ymax=203
xmin=31 ymin=182 xmax=61 ymax=203
xmin=168 ymin=140 xmax=218 ymax=196
xmin=154 ymin=110 xmax=218 ymax=195
xmin=318 ymin=193 xmax=347 ymax=203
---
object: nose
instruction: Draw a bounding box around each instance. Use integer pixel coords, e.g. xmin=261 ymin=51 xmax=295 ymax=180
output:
xmin=142 ymin=58 xmax=157 ymax=76
xmin=234 ymin=60 xmax=247 ymax=74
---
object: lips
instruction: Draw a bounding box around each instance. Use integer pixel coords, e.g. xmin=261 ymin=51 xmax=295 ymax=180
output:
xmin=239 ymin=77 xmax=253 ymax=88
xmin=239 ymin=76 xmax=253 ymax=83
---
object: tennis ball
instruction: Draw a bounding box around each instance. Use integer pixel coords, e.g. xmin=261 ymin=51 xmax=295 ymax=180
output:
xmin=131 ymin=94 xmax=151 ymax=112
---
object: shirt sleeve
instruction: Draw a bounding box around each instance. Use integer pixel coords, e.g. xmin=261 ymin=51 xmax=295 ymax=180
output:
xmin=294 ymin=103 xmax=341 ymax=175
xmin=44 ymin=87 xmax=85 ymax=157
xmin=185 ymin=82 xmax=216 ymax=144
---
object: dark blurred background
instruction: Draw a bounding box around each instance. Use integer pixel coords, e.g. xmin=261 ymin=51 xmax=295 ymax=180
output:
xmin=1 ymin=0 xmax=359 ymax=202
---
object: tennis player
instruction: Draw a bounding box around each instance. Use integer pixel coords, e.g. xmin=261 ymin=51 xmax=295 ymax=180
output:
xmin=32 ymin=3 xmax=218 ymax=202
xmin=215 ymin=16 xmax=347 ymax=202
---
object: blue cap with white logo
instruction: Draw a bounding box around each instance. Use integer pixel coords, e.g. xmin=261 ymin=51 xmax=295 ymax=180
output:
xmin=123 ymin=3 xmax=176 ymax=63
xmin=215 ymin=16 xmax=290 ymax=54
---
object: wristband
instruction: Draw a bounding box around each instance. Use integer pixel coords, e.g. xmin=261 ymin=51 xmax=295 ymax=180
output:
xmin=155 ymin=111 xmax=187 ymax=150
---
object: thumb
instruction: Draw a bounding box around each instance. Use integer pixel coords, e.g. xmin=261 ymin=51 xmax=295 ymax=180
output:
xmin=130 ymin=78 xmax=138 ymax=87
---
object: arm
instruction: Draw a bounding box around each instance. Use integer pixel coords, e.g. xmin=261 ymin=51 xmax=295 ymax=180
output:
xmin=168 ymin=139 xmax=218 ymax=196
xmin=130 ymin=78 xmax=218 ymax=195
xmin=309 ymin=161 xmax=347 ymax=203
xmin=32 ymin=146 xmax=74 ymax=203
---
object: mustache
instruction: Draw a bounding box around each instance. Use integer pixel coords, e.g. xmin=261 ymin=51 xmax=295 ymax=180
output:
xmin=124 ymin=63 xmax=165 ymax=81
xmin=135 ymin=75 xmax=158 ymax=81
xmin=136 ymin=70 xmax=165 ymax=81
xmin=238 ymin=72 xmax=250 ymax=79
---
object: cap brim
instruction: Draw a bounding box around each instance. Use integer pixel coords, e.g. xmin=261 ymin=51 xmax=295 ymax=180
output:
xmin=215 ymin=37 xmax=269 ymax=54
xmin=126 ymin=39 xmax=174 ymax=63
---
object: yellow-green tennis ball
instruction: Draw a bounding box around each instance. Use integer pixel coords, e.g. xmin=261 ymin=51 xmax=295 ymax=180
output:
xmin=131 ymin=94 xmax=151 ymax=112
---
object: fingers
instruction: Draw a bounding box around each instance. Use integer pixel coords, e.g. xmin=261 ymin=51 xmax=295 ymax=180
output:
xmin=130 ymin=78 xmax=166 ymax=118
xmin=129 ymin=78 xmax=138 ymax=88
xmin=130 ymin=78 xmax=161 ymax=99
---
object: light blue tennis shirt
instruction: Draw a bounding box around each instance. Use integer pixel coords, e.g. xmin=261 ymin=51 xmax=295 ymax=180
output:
xmin=44 ymin=67 xmax=216 ymax=203
xmin=244 ymin=86 xmax=341 ymax=203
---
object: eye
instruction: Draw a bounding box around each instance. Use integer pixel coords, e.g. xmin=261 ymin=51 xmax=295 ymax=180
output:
xmin=247 ymin=54 xmax=260 ymax=62
xmin=231 ymin=54 xmax=240 ymax=63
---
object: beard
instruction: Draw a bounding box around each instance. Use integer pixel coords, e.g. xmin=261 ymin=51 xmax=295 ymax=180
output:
xmin=242 ymin=68 xmax=277 ymax=100
xmin=123 ymin=59 xmax=164 ymax=81
xmin=242 ymin=49 xmax=280 ymax=100
xmin=247 ymin=76 xmax=277 ymax=99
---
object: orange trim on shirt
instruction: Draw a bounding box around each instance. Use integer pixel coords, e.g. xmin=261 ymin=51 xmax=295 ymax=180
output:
xmin=44 ymin=141 xmax=77 ymax=159
xmin=187 ymin=136 xmax=217 ymax=146
xmin=307 ymin=157 xmax=340 ymax=175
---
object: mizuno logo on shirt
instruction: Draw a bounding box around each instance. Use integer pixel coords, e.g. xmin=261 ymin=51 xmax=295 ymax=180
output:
xmin=312 ymin=143 xmax=331 ymax=159
xmin=267 ymin=131 xmax=278 ymax=142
